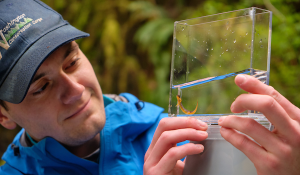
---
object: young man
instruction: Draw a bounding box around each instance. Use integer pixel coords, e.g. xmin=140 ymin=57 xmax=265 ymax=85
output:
xmin=1 ymin=1 xmax=300 ymax=175
xmin=0 ymin=0 xmax=208 ymax=174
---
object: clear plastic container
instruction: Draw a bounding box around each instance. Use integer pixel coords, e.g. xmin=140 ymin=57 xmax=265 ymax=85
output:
xmin=168 ymin=7 xmax=273 ymax=175
xmin=168 ymin=7 xmax=272 ymax=118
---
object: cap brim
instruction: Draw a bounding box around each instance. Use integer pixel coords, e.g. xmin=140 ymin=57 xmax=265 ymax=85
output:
xmin=0 ymin=24 xmax=89 ymax=104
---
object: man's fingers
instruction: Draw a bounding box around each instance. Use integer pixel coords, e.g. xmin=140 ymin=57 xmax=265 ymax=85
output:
xmin=231 ymin=93 xmax=297 ymax=139
xmin=235 ymin=74 xmax=300 ymax=121
xmin=146 ymin=128 xmax=207 ymax=168
xmin=218 ymin=115 xmax=284 ymax=153
xmin=144 ymin=143 xmax=204 ymax=174
xmin=219 ymin=126 xmax=270 ymax=166
xmin=145 ymin=117 xmax=207 ymax=161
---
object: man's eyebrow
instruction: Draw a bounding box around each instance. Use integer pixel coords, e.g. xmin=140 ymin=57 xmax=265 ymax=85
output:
xmin=64 ymin=42 xmax=79 ymax=60
xmin=31 ymin=72 xmax=46 ymax=85
xmin=30 ymin=42 xmax=79 ymax=86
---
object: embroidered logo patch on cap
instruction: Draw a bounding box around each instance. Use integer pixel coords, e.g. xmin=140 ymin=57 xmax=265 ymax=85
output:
xmin=0 ymin=14 xmax=43 ymax=60
xmin=0 ymin=0 xmax=89 ymax=104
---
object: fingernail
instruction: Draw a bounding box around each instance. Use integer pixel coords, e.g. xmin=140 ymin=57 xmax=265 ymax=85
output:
xmin=220 ymin=127 xmax=227 ymax=132
xmin=218 ymin=116 xmax=226 ymax=124
xmin=197 ymin=144 xmax=204 ymax=151
xmin=230 ymin=101 xmax=235 ymax=111
xmin=197 ymin=119 xmax=207 ymax=128
xmin=237 ymin=74 xmax=247 ymax=85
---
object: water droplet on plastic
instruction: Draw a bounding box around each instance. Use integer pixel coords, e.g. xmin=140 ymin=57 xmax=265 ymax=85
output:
xmin=260 ymin=45 xmax=264 ymax=48
xmin=259 ymin=39 xmax=262 ymax=43
xmin=219 ymin=65 xmax=222 ymax=67
xmin=245 ymin=44 xmax=247 ymax=46
xmin=226 ymin=49 xmax=228 ymax=51
xmin=246 ymin=32 xmax=248 ymax=35
xmin=211 ymin=48 xmax=213 ymax=50
xmin=222 ymin=52 xmax=224 ymax=54
xmin=234 ymin=39 xmax=236 ymax=43
xmin=206 ymin=48 xmax=209 ymax=51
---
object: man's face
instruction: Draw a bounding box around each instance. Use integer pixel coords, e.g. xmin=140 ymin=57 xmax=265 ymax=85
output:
xmin=2 ymin=41 xmax=106 ymax=146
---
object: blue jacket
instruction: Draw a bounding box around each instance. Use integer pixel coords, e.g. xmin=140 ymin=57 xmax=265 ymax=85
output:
xmin=0 ymin=93 xmax=166 ymax=175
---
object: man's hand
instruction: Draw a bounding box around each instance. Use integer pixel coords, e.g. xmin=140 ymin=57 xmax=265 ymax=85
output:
xmin=144 ymin=117 xmax=208 ymax=175
xmin=219 ymin=74 xmax=300 ymax=175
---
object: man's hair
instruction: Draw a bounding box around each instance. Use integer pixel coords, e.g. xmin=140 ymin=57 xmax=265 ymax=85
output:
xmin=0 ymin=99 xmax=8 ymax=111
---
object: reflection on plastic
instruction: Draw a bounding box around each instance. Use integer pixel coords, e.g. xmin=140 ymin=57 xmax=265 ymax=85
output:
xmin=183 ymin=126 xmax=257 ymax=175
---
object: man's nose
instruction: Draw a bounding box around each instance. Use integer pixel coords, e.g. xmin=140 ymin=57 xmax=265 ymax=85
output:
xmin=60 ymin=74 xmax=85 ymax=104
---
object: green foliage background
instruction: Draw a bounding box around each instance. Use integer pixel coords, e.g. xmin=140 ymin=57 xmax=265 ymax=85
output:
xmin=1 ymin=0 xmax=300 ymax=162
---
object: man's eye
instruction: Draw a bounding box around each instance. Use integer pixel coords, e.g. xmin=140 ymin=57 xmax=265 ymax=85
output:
xmin=65 ymin=58 xmax=80 ymax=70
xmin=33 ymin=82 xmax=49 ymax=95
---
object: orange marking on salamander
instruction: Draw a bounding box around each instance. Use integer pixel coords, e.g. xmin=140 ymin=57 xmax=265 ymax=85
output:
xmin=176 ymin=95 xmax=198 ymax=115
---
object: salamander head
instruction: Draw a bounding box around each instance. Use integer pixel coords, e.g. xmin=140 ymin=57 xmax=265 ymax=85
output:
xmin=176 ymin=95 xmax=181 ymax=102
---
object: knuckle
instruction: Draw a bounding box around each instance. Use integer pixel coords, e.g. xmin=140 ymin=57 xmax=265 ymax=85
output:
xmin=242 ymin=118 xmax=257 ymax=133
xmin=167 ymin=147 xmax=178 ymax=158
xmin=185 ymin=117 xmax=198 ymax=126
xmin=262 ymin=96 xmax=276 ymax=109
xmin=280 ymin=146 xmax=292 ymax=160
xmin=235 ymin=135 xmax=250 ymax=149
xmin=158 ymin=118 xmax=169 ymax=128
xmin=160 ymin=131 xmax=170 ymax=141
xmin=269 ymin=86 xmax=280 ymax=101
xmin=265 ymin=156 xmax=280 ymax=171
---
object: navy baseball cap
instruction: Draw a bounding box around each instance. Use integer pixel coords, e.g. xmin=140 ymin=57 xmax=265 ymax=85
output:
xmin=0 ymin=0 xmax=89 ymax=104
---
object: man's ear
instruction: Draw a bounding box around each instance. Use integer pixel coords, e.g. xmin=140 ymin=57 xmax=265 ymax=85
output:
xmin=0 ymin=107 xmax=16 ymax=130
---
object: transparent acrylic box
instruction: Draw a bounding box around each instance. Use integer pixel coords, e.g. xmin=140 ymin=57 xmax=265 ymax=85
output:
xmin=168 ymin=7 xmax=273 ymax=175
